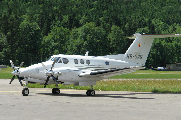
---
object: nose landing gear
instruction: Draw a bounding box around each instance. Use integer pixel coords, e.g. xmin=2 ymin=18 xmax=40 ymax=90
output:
xmin=22 ymin=77 xmax=29 ymax=96
xmin=22 ymin=88 xmax=29 ymax=96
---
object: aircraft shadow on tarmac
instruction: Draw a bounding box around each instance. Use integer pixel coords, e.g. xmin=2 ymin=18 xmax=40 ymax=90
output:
xmin=37 ymin=93 xmax=155 ymax=99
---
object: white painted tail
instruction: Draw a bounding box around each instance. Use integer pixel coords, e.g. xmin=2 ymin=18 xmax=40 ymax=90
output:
xmin=124 ymin=33 xmax=181 ymax=66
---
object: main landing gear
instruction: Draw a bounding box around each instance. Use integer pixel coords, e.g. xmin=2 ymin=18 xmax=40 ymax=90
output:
xmin=52 ymin=84 xmax=60 ymax=94
xmin=86 ymin=85 xmax=95 ymax=96
xmin=52 ymin=88 xmax=60 ymax=94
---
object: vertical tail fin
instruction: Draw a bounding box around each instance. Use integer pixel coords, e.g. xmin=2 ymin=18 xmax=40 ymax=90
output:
xmin=124 ymin=33 xmax=181 ymax=66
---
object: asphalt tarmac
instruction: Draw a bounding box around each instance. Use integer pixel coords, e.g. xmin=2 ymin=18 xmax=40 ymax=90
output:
xmin=0 ymin=79 xmax=181 ymax=120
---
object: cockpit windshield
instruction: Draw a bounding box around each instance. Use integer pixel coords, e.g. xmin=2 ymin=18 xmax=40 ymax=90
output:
xmin=47 ymin=57 xmax=60 ymax=62
xmin=46 ymin=57 xmax=52 ymax=61
xmin=52 ymin=57 xmax=60 ymax=62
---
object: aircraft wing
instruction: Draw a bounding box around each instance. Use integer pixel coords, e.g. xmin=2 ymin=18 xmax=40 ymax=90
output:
xmin=78 ymin=66 xmax=143 ymax=78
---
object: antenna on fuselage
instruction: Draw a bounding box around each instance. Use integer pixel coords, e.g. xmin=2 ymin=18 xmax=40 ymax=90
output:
xmin=85 ymin=51 xmax=89 ymax=56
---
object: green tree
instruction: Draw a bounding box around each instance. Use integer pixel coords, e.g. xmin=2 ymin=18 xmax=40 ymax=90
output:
xmin=0 ymin=33 xmax=9 ymax=65
xmin=108 ymin=25 xmax=127 ymax=54
xmin=18 ymin=20 xmax=42 ymax=66
xmin=42 ymin=24 xmax=70 ymax=59
xmin=68 ymin=22 xmax=107 ymax=56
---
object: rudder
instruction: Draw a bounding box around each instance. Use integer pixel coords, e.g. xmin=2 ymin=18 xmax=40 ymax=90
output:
xmin=124 ymin=33 xmax=181 ymax=66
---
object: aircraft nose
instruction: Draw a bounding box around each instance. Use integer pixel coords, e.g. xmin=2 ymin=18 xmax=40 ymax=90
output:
xmin=18 ymin=63 xmax=44 ymax=77
xmin=18 ymin=68 xmax=30 ymax=77
xmin=18 ymin=62 xmax=53 ymax=77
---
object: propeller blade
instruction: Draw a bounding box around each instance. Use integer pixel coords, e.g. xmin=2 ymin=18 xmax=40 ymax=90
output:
xmin=9 ymin=75 xmax=15 ymax=84
xmin=9 ymin=60 xmax=25 ymax=86
xmin=41 ymin=63 xmax=48 ymax=71
xmin=10 ymin=60 xmax=14 ymax=68
xmin=44 ymin=76 xmax=50 ymax=88
xmin=51 ymin=74 xmax=59 ymax=84
xmin=41 ymin=58 xmax=59 ymax=86
xmin=51 ymin=58 xmax=57 ymax=70
xmin=17 ymin=75 xmax=23 ymax=86
xmin=19 ymin=62 xmax=24 ymax=68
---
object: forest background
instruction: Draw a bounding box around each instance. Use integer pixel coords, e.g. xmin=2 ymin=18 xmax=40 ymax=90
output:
xmin=1 ymin=0 xmax=181 ymax=68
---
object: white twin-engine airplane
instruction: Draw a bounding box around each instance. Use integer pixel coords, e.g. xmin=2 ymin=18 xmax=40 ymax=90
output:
xmin=9 ymin=33 xmax=181 ymax=96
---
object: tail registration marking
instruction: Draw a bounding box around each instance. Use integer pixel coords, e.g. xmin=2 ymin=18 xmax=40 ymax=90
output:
xmin=126 ymin=54 xmax=143 ymax=59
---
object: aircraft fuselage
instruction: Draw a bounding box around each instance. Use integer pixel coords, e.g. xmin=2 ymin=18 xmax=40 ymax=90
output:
xmin=19 ymin=54 xmax=136 ymax=85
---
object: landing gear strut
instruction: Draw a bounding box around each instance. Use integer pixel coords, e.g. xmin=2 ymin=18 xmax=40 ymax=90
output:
xmin=22 ymin=77 xmax=29 ymax=96
xmin=86 ymin=85 xmax=95 ymax=96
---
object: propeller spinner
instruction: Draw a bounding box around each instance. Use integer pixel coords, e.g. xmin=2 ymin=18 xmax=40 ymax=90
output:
xmin=41 ymin=58 xmax=59 ymax=88
xmin=9 ymin=60 xmax=24 ymax=86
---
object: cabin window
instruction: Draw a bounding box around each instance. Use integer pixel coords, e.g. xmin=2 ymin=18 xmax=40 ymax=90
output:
xmin=74 ymin=59 xmax=78 ymax=64
xmin=80 ymin=59 xmax=84 ymax=64
xmin=86 ymin=60 xmax=90 ymax=65
xmin=62 ymin=58 xmax=69 ymax=64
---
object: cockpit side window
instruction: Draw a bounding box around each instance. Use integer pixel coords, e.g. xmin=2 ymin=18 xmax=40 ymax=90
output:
xmin=58 ymin=58 xmax=62 ymax=63
xmin=74 ymin=59 xmax=78 ymax=64
xmin=62 ymin=58 xmax=69 ymax=64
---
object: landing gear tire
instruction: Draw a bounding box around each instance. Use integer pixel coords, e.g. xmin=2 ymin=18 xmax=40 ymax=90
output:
xmin=52 ymin=88 xmax=60 ymax=94
xmin=86 ymin=90 xmax=95 ymax=96
xmin=22 ymin=88 xmax=29 ymax=96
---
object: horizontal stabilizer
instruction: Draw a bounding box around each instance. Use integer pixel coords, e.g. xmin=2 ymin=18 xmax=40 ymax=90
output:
xmin=128 ymin=33 xmax=181 ymax=39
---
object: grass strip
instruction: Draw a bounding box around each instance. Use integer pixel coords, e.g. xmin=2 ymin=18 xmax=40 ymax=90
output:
xmin=0 ymin=73 xmax=13 ymax=79
xmin=27 ymin=80 xmax=181 ymax=93
xmin=110 ymin=74 xmax=181 ymax=79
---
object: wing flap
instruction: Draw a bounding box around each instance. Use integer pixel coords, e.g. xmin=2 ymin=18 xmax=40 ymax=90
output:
xmin=79 ymin=67 xmax=143 ymax=78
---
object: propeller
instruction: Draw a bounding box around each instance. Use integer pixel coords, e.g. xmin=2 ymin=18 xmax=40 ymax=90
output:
xmin=9 ymin=60 xmax=24 ymax=86
xmin=41 ymin=58 xmax=59 ymax=88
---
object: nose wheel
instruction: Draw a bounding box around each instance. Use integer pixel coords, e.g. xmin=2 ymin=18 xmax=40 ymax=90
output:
xmin=22 ymin=88 xmax=29 ymax=96
xmin=22 ymin=77 xmax=29 ymax=96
